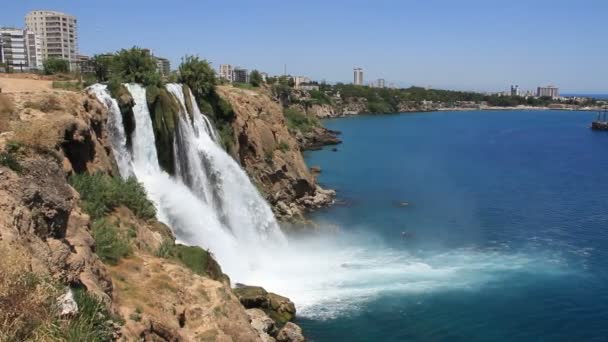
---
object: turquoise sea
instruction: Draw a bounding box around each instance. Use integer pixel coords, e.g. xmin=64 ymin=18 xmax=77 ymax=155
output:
xmin=300 ymin=110 xmax=608 ymax=341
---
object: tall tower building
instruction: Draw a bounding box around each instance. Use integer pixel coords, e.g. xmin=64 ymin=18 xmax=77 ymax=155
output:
xmin=353 ymin=68 xmax=363 ymax=85
xmin=25 ymin=10 xmax=78 ymax=69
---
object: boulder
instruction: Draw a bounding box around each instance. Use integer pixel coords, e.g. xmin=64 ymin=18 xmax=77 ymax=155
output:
xmin=267 ymin=293 xmax=296 ymax=324
xmin=247 ymin=308 xmax=277 ymax=341
xmin=57 ymin=288 xmax=78 ymax=317
xmin=234 ymin=285 xmax=297 ymax=325
xmin=233 ymin=285 xmax=269 ymax=308
xmin=276 ymin=322 xmax=305 ymax=342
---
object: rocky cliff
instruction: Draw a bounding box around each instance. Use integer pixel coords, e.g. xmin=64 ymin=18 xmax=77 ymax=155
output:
xmin=0 ymin=88 xmax=305 ymax=341
xmin=217 ymin=86 xmax=334 ymax=222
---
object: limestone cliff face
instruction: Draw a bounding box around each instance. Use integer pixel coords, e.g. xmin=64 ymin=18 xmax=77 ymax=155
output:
xmin=217 ymin=86 xmax=334 ymax=221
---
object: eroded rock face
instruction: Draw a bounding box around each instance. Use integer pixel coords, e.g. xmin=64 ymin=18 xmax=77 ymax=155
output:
xmin=233 ymin=285 xmax=296 ymax=325
xmin=0 ymin=153 xmax=112 ymax=301
xmin=216 ymin=87 xmax=334 ymax=221
xmin=110 ymin=256 xmax=260 ymax=342
xmin=276 ymin=322 xmax=305 ymax=342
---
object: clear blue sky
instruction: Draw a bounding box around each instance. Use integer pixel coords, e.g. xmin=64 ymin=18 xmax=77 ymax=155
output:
xmin=2 ymin=0 xmax=607 ymax=93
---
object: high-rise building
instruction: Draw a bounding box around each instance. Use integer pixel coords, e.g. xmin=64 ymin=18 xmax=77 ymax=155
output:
xmin=510 ymin=85 xmax=520 ymax=96
xmin=155 ymin=57 xmax=171 ymax=77
xmin=233 ymin=67 xmax=249 ymax=83
xmin=0 ymin=28 xmax=28 ymax=70
xmin=353 ymin=68 xmax=363 ymax=85
xmin=219 ymin=64 xmax=234 ymax=82
xmin=537 ymin=85 xmax=559 ymax=99
xmin=25 ymin=10 xmax=78 ymax=69
xmin=377 ymin=78 xmax=386 ymax=88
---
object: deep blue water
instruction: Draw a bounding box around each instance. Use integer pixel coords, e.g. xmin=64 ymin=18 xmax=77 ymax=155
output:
xmin=299 ymin=110 xmax=608 ymax=341
xmin=562 ymin=93 xmax=608 ymax=99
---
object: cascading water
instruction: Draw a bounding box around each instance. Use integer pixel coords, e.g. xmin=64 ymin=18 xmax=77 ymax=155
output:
xmin=88 ymin=84 xmax=132 ymax=179
xmin=90 ymin=83 xmax=569 ymax=320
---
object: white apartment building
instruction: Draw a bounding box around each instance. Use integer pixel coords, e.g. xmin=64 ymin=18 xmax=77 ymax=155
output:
xmin=25 ymin=10 xmax=78 ymax=69
xmin=219 ymin=64 xmax=234 ymax=82
xmin=0 ymin=27 xmax=43 ymax=71
xmin=353 ymin=68 xmax=363 ymax=85
xmin=0 ymin=28 xmax=27 ymax=70
xmin=377 ymin=78 xmax=385 ymax=88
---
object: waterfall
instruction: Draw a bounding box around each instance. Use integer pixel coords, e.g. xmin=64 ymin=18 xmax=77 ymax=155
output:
xmin=87 ymin=84 xmax=132 ymax=179
xmin=165 ymin=84 xmax=286 ymax=246
xmin=90 ymin=82 xmax=285 ymax=279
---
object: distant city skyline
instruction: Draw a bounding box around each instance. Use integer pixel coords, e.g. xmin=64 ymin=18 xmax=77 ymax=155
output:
xmin=1 ymin=0 xmax=607 ymax=93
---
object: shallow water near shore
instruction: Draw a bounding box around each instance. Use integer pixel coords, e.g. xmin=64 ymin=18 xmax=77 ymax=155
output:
xmin=298 ymin=110 xmax=608 ymax=341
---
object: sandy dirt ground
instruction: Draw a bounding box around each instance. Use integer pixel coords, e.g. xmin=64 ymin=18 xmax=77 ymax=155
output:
xmin=0 ymin=74 xmax=53 ymax=93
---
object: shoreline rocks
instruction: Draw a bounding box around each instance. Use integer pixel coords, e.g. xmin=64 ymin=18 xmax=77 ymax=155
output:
xmin=234 ymin=285 xmax=305 ymax=342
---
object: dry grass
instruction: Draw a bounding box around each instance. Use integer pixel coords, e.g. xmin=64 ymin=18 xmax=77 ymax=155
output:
xmin=11 ymin=114 xmax=76 ymax=152
xmin=23 ymin=94 xmax=63 ymax=113
xmin=0 ymin=242 xmax=59 ymax=342
xmin=0 ymin=94 xmax=16 ymax=133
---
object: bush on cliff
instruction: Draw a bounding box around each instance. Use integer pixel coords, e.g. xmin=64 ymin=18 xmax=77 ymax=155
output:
xmin=146 ymin=85 xmax=180 ymax=174
xmin=283 ymin=108 xmax=319 ymax=133
xmin=156 ymin=240 xmax=225 ymax=281
xmin=91 ymin=218 xmax=132 ymax=265
xmin=69 ymin=173 xmax=156 ymax=220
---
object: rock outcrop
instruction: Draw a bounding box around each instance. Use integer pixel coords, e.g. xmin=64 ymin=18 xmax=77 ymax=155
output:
xmin=217 ymin=86 xmax=334 ymax=221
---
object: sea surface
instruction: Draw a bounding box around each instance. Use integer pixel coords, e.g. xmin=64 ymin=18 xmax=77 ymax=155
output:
xmin=299 ymin=110 xmax=608 ymax=341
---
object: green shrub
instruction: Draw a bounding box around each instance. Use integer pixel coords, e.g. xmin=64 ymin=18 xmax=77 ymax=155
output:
xmin=91 ymin=219 xmax=132 ymax=265
xmin=52 ymin=80 xmax=83 ymax=91
xmin=0 ymin=142 xmax=22 ymax=173
xmin=233 ymin=82 xmax=255 ymax=90
xmin=156 ymin=241 xmax=224 ymax=280
xmin=278 ymin=141 xmax=290 ymax=152
xmin=178 ymin=55 xmax=216 ymax=99
xmin=283 ymin=108 xmax=319 ymax=133
xmin=113 ymin=47 xmax=160 ymax=86
xmin=43 ymin=58 xmax=69 ymax=75
xmin=0 ymin=151 xmax=21 ymax=173
xmin=249 ymin=70 xmax=263 ymax=87
xmin=69 ymin=173 xmax=156 ymax=220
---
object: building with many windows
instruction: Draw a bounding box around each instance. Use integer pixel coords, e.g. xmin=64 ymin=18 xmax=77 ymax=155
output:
xmin=0 ymin=28 xmax=28 ymax=70
xmin=537 ymin=85 xmax=559 ymax=99
xmin=353 ymin=67 xmax=363 ymax=85
xmin=0 ymin=27 xmax=43 ymax=71
xmin=219 ymin=64 xmax=234 ymax=82
xmin=155 ymin=57 xmax=171 ymax=77
xmin=232 ymin=67 xmax=249 ymax=83
xmin=25 ymin=10 xmax=78 ymax=69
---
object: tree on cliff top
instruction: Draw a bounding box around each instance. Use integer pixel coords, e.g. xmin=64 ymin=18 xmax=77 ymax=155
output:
xmin=113 ymin=47 xmax=160 ymax=86
xmin=249 ymin=70 xmax=263 ymax=87
xmin=178 ymin=55 xmax=216 ymax=99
